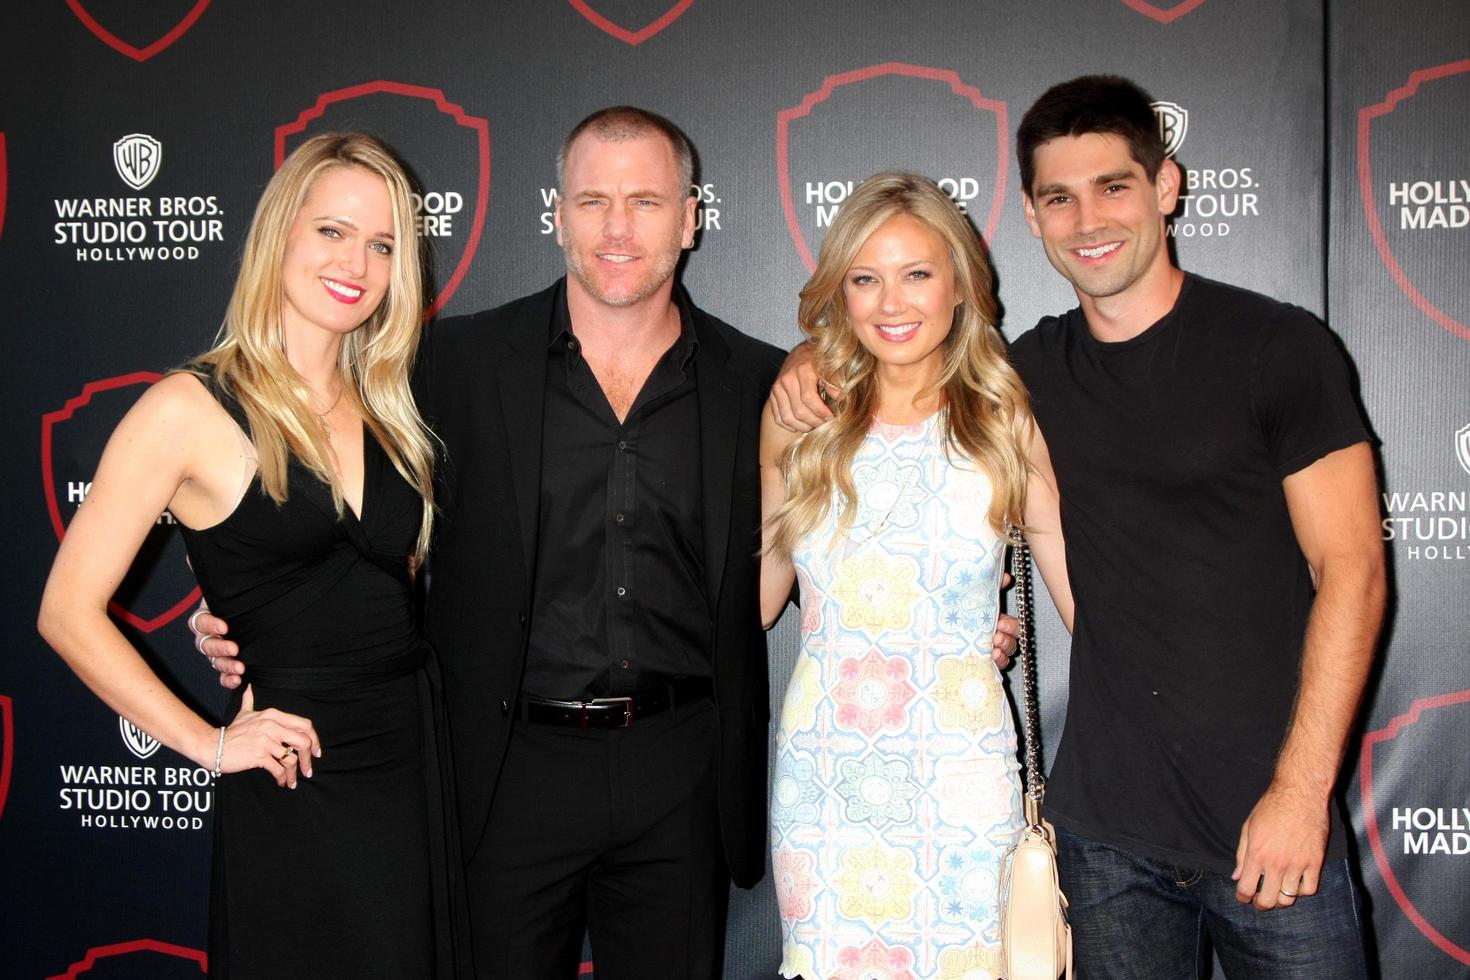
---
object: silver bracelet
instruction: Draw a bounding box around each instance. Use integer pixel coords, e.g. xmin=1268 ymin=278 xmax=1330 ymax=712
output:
xmin=211 ymin=725 xmax=226 ymax=778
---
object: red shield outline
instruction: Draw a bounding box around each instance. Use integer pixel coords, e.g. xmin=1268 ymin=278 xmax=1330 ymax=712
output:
xmin=567 ymin=0 xmax=694 ymax=45
xmin=47 ymin=938 xmax=207 ymax=978
xmin=1360 ymin=689 xmax=1470 ymax=966
xmin=1118 ymin=0 xmax=1208 ymax=23
xmin=776 ymin=62 xmax=1008 ymax=273
xmin=1357 ymin=59 xmax=1470 ymax=343
xmin=0 ymin=694 xmax=12 ymax=823
xmin=40 ymin=372 xmax=203 ymax=633
xmin=0 ymin=132 xmax=7 ymax=240
xmin=64 ymin=0 xmax=211 ymax=63
xmin=275 ymin=80 xmax=491 ymax=321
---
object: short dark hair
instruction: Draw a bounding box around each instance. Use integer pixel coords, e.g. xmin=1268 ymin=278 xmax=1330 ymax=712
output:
xmin=556 ymin=105 xmax=695 ymax=195
xmin=1016 ymin=75 xmax=1166 ymax=196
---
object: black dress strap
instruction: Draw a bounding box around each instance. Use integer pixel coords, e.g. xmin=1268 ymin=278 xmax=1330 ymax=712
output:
xmin=192 ymin=364 xmax=253 ymax=436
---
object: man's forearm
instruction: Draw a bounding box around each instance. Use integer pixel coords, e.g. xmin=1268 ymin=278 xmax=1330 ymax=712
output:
xmin=1270 ymin=554 xmax=1385 ymax=799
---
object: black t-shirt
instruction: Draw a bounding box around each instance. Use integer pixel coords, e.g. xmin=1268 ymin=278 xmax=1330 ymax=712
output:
xmin=1010 ymin=273 xmax=1370 ymax=871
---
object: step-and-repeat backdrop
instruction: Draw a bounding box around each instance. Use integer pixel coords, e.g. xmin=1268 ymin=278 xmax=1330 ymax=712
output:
xmin=1 ymin=1 xmax=1465 ymax=976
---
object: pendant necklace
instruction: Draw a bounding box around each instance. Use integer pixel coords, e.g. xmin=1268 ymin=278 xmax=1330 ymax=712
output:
xmin=309 ymin=385 xmax=344 ymax=437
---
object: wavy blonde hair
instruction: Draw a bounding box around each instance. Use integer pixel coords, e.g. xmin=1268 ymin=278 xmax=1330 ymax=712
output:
xmin=189 ymin=132 xmax=435 ymax=561
xmin=768 ymin=171 xmax=1031 ymax=556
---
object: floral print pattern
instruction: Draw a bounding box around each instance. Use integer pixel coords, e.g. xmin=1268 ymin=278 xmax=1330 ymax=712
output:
xmin=852 ymin=457 xmax=924 ymax=534
xmin=835 ymin=937 xmax=919 ymax=980
xmin=834 ymin=844 xmax=921 ymax=924
xmin=835 ymin=753 xmax=922 ymax=828
xmin=936 ymin=841 xmax=1004 ymax=927
xmin=773 ymin=845 xmax=821 ymax=922
xmin=771 ymin=752 xmax=821 ymax=828
xmin=773 ymin=414 xmax=1024 ymax=979
xmin=933 ymin=752 xmax=1022 ymax=831
xmin=780 ymin=653 xmax=825 ymax=736
xmin=832 ymin=650 xmax=918 ymax=737
xmin=936 ymin=943 xmax=1003 ymax=980
xmin=831 ymin=552 xmax=921 ymax=634
xmin=932 ymin=654 xmax=1004 ymax=736
xmin=937 ymin=555 xmax=1001 ymax=636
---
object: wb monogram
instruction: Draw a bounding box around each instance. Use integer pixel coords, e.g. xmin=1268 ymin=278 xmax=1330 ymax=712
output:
xmin=1152 ymin=101 xmax=1189 ymax=158
xmin=113 ymin=134 xmax=162 ymax=191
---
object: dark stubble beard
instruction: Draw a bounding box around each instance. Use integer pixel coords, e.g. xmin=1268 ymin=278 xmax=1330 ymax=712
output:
xmin=561 ymin=221 xmax=685 ymax=308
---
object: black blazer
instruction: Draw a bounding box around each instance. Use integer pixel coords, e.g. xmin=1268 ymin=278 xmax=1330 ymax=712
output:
xmin=416 ymin=280 xmax=782 ymax=889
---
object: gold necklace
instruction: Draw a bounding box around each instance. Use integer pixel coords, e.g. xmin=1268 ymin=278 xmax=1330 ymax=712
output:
xmin=308 ymin=385 xmax=344 ymax=437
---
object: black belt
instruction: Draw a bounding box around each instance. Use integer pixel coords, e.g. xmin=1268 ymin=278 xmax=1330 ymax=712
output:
xmin=517 ymin=677 xmax=713 ymax=729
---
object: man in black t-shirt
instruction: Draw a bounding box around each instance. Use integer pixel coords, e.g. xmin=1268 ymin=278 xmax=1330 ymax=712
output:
xmin=771 ymin=75 xmax=1386 ymax=978
xmin=1003 ymin=75 xmax=1384 ymax=978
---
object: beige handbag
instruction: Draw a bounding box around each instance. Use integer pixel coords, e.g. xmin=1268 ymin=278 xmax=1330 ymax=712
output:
xmin=997 ymin=531 xmax=1073 ymax=980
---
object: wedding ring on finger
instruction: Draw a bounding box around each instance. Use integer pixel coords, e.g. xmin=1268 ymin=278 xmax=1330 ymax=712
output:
xmin=1279 ymin=887 xmax=1299 ymax=898
xmin=195 ymin=631 xmax=218 ymax=655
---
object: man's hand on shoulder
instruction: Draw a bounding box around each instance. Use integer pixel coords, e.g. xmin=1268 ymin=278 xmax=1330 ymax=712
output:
xmin=769 ymin=340 xmax=838 ymax=433
xmin=188 ymin=602 xmax=244 ymax=690
xmin=991 ymin=610 xmax=1018 ymax=670
xmin=1231 ymin=780 xmax=1330 ymax=911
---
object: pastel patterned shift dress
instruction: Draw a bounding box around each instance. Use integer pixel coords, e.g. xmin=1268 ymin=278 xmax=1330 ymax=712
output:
xmin=773 ymin=413 xmax=1025 ymax=980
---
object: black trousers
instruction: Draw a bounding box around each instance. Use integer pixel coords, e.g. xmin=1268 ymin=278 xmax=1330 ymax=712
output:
xmin=466 ymin=696 xmax=729 ymax=980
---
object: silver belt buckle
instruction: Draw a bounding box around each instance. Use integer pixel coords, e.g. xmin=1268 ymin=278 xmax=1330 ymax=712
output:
xmin=588 ymin=695 xmax=635 ymax=728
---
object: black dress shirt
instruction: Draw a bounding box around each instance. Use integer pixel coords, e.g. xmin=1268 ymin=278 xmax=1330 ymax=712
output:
xmin=520 ymin=285 xmax=712 ymax=700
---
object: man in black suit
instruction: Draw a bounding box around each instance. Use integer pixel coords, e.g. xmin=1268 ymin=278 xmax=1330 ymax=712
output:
xmin=415 ymin=106 xmax=781 ymax=978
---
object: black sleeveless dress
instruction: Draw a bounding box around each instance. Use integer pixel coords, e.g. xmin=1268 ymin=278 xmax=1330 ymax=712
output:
xmin=180 ymin=376 xmax=462 ymax=979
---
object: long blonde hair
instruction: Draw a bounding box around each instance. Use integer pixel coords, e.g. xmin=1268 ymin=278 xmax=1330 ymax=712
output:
xmin=768 ymin=171 xmax=1031 ymax=556
xmin=190 ymin=132 xmax=436 ymax=562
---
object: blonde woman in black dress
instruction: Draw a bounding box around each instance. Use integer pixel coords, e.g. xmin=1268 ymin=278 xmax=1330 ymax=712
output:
xmin=40 ymin=133 xmax=459 ymax=978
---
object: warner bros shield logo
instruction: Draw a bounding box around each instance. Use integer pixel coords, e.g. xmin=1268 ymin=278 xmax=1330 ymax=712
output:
xmin=1358 ymin=59 xmax=1470 ymax=342
xmin=276 ymin=80 xmax=491 ymax=320
xmin=1152 ymin=101 xmax=1189 ymax=158
xmin=119 ymin=716 xmax=161 ymax=760
xmin=1455 ymin=423 xmax=1470 ymax=478
xmin=1360 ymin=690 xmax=1470 ymax=967
xmin=113 ymin=134 xmax=162 ymax=191
xmin=567 ymin=0 xmax=695 ymax=45
xmin=65 ymin=0 xmax=213 ymax=63
xmin=777 ymin=62 xmax=1009 ymax=273
xmin=41 ymin=373 xmax=202 ymax=633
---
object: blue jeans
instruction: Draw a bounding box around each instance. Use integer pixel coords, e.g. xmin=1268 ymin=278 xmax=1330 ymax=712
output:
xmin=1056 ymin=827 xmax=1369 ymax=979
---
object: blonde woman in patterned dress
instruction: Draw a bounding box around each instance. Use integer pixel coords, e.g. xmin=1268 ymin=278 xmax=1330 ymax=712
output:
xmin=760 ymin=172 xmax=1073 ymax=980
